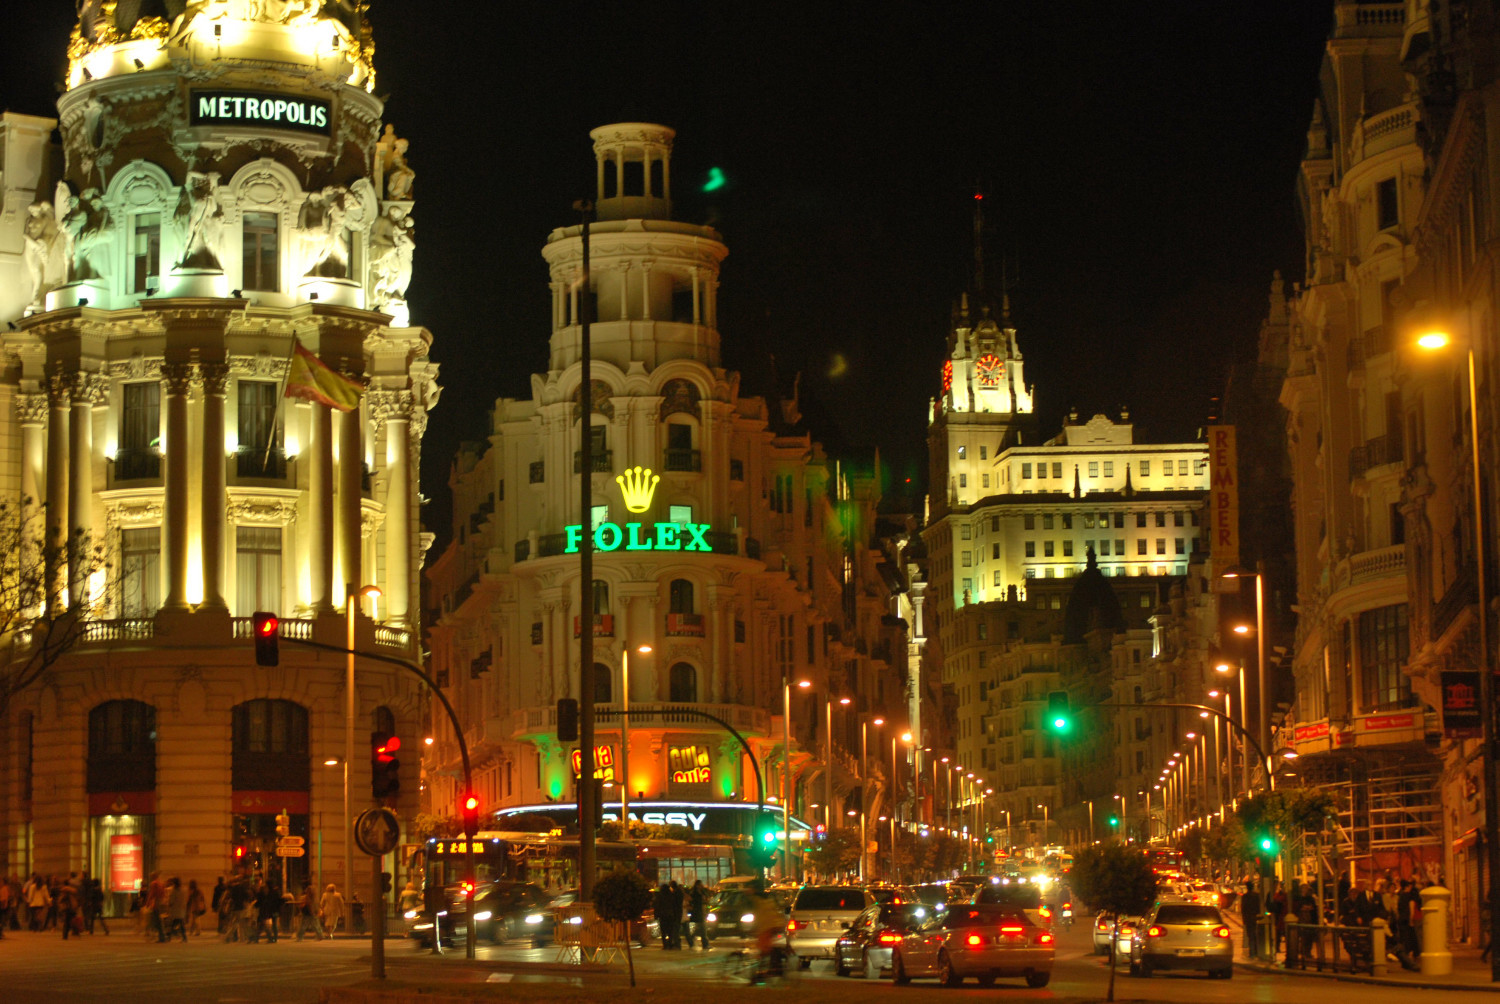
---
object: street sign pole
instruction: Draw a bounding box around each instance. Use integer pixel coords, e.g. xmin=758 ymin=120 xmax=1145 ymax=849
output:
xmin=353 ymin=808 xmax=399 ymax=981
xmin=371 ymin=852 xmax=385 ymax=979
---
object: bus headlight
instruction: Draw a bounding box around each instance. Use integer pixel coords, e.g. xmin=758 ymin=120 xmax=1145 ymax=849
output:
xmin=473 ymin=911 xmax=492 ymax=922
xmin=524 ymin=914 xmax=544 ymax=925
xmin=706 ymin=912 xmax=717 ymax=923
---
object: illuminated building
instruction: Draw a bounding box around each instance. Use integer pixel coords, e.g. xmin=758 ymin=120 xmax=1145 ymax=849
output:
xmin=425 ymin=124 xmax=912 ymax=860
xmin=0 ymin=4 xmax=435 ymax=910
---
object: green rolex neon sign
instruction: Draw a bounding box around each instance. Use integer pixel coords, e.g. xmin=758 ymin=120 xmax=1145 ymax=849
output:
xmin=564 ymin=521 xmax=712 ymax=553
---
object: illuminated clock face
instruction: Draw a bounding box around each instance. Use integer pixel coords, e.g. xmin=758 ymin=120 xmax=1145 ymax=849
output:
xmin=975 ymin=353 xmax=1004 ymax=387
xmin=942 ymin=360 xmax=953 ymax=393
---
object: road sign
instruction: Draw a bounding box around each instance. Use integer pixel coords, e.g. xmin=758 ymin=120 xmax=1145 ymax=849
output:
xmin=354 ymin=807 xmax=400 ymax=856
xmin=275 ymin=846 xmax=305 ymax=858
xmin=276 ymin=835 xmax=305 ymax=847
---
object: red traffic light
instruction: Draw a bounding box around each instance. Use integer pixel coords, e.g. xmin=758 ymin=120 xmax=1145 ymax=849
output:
xmin=257 ymin=614 xmax=278 ymax=636
xmin=252 ymin=611 xmax=280 ymax=666
xmin=464 ymin=795 xmax=478 ymax=811
xmin=384 ymin=736 xmax=400 ymax=752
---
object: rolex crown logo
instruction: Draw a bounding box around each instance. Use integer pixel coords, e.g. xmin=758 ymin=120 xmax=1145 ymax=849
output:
xmin=615 ymin=466 xmax=660 ymax=513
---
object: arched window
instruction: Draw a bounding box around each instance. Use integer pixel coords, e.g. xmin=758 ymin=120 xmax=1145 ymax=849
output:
xmin=592 ymin=580 xmax=609 ymax=616
xmin=669 ymin=578 xmax=695 ymax=614
xmin=669 ymin=663 xmax=697 ymax=703
xmin=231 ymin=699 xmax=309 ymax=791
xmin=373 ymin=706 xmax=396 ymax=735
xmin=88 ymin=700 xmax=156 ymax=793
xmin=593 ymin=663 xmax=613 ymax=704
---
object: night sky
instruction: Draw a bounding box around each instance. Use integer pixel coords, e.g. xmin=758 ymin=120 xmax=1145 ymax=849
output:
xmin=4 ymin=2 xmax=1333 ymax=537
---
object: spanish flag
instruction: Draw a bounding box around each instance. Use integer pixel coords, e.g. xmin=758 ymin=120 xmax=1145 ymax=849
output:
xmin=284 ymin=342 xmax=363 ymax=412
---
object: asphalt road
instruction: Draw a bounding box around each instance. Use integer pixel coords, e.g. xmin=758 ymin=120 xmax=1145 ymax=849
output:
xmin=0 ymin=921 xmax=1476 ymax=1002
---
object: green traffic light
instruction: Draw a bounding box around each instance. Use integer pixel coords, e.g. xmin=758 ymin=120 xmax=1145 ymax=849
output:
xmin=1108 ymin=816 xmax=1120 ymax=827
xmin=1051 ymin=716 xmax=1071 ymax=732
xmin=1258 ymin=834 xmax=1279 ymax=854
xmin=703 ymin=166 xmax=727 ymax=192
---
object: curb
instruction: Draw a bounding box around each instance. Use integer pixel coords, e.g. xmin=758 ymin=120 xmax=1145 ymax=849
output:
xmin=1237 ymin=958 xmax=1500 ymax=992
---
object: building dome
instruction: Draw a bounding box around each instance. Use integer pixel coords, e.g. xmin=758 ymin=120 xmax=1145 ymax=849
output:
xmin=1063 ymin=548 xmax=1125 ymax=643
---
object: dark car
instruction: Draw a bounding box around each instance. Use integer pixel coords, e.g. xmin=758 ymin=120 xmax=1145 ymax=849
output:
xmin=409 ymin=881 xmax=554 ymax=947
xmin=909 ymin=883 xmax=954 ymax=911
xmin=705 ymin=889 xmax=763 ymax=940
xmin=834 ymin=902 xmax=930 ymax=979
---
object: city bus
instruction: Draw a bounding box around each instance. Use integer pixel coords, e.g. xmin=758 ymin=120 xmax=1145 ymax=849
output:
xmin=420 ymin=831 xmax=736 ymax=895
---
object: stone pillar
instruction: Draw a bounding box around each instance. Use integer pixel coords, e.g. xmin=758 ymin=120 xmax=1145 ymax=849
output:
xmin=375 ymin=391 xmax=412 ymax=625
xmin=1419 ymin=884 xmax=1452 ymax=975
xmin=18 ymin=392 xmax=48 ymax=600
xmin=161 ymin=363 xmax=194 ymax=609
xmin=198 ymin=362 xmax=229 ymax=608
xmin=337 ymin=403 xmax=363 ymax=596
xmin=43 ymin=374 xmax=69 ymax=614
xmin=67 ymin=372 xmax=101 ymax=604
xmin=309 ymin=403 xmax=334 ymax=612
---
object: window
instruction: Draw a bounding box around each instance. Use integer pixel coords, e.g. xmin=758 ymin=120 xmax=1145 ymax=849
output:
xmin=237 ymin=380 xmax=282 ymax=477
xmin=1140 ymin=459 xmax=1150 ymax=476
xmin=1052 ymin=463 xmax=1062 ymax=478
xmin=669 ymin=578 xmax=695 ymax=614
xmin=1103 ymin=461 xmax=1114 ymax=477
xmin=1088 ymin=461 xmax=1099 ymax=477
xmin=1178 ymin=459 xmax=1188 ymax=476
xmin=1156 ymin=538 xmax=1167 ymax=554
xmin=242 ymin=211 xmax=279 ymax=291
xmin=993 ymin=570 xmax=1002 ymax=586
xmin=1044 ymin=541 xmax=1054 ymax=557
xmin=1175 ymin=538 xmax=1186 ymax=554
xmin=118 ymin=382 xmax=161 ymax=479
xmin=591 ymin=505 xmax=609 ymax=529
xmin=132 ymin=213 xmax=161 ymax=293
xmin=991 ymin=543 xmax=1000 ymax=559
xmin=1136 ymin=539 xmax=1147 ymax=555
xmin=961 ymin=551 xmax=972 ymax=567
xmin=591 ymin=579 xmax=609 ymax=616
xmin=1062 ymin=514 xmax=1073 ymax=529
xmin=1136 ymin=513 xmax=1147 ymax=528
xmin=979 ymin=446 xmax=987 ymax=459
xmin=1062 ymin=541 xmax=1073 ymax=557
xmin=88 ymin=700 xmax=155 ymax=794
xmin=959 ymin=474 xmax=967 ymax=488
xmin=669 ymin=663 xmax=697 ymax=702
xmin=120 ymin=527 xmax=161 ymax=618
xmin=592 ymin=663 xmax=612 ymax=703
xmin=991 ymin=516 xmax=1000 ymax=532
xmin=1022 ymin=463 xmax=1032 ymax=479
xmin=981 ymin=473 xmax=989 ymax=488
xmin=1173 ymin=512 xmax=1184 ymax=527
xmin=1023 ymin=515 xmax=1035 ymax=530
xmin=1155 ymin=512 xmax=1166 ymax=527
xmin=1043 ymin=515 xmax=1054 ymax=530
xmin=668 ymin=504 xmax=692 ymax=527
xmin=1084 ymin=514 xmax=1096 ymax=529
xmin=1025 ymin=542 xmax=1035 ymax=557
xmin=961 ymin=577 xmax=972 ymax=593
xmin=1096 ymin=540 xmax=1108 ymax=556
xmin=665 ymin=423 xmax=698 ymax=471
xmin=1115 ymin=538 xmax=1125 ymax=554
xmin=235 ymin=526 xmax=281 ymax=615
xmin=957 ymin=445 xmax=967 ymax=460
xmin=1359 ymin=604 xmax=1411 ymax=709
xmin=961 ymin=524 xmax=971 ymax=540
xmin=1377 ymin=176 xmax=1399 ymax=230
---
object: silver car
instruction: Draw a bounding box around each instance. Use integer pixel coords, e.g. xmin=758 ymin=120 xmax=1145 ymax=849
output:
xmin=785 ymin=885 xmax=875 ymax=965
xmin=890 ymin=903 xmax=1055 ymax=988
xmin=1129 ymin=902 xmax=1234 ymax=979
xmin=833 ymin=902 xmax=929 ymax=978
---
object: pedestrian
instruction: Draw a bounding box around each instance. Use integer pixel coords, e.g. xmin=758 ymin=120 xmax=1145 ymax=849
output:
xmin=142 ymin=872 xmax=167 ymax=942
xmin=0 ymin=875 xmax=9 ymax=940
xmin=57 ymin=876 xmax=79 ymax=940
xmin=186 ymin=879 xmax=206 ymax=936
xmin=294 ymin=885 xmax=325 ymax=941
xmin=1397 ymin=879 xmax=1421 ymax=958
xmin=1240 ymin=880 xmax=1262 ymax=960
xmin=687 ymin=879 xmax=709 ymax=950
xmin=653 ymin=881 xmax=674 ymax=950
xmin=165 ymin=877 xmax=188 ymax=941
xmin=211 ymin=877 xmax=226 ymax=934
xmin=255 ymin=881 xmax=280 ymax=943
xmin=320 ymin=883 xmax=344 ymax=937
xmin=1269 ymin=881 xmax=1288 ymax=956
xmin=24 ymin=873 xmax=49 ymax=930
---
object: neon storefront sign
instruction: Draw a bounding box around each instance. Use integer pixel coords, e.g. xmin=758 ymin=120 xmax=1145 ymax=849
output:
xmin=561 ymin=466 xmax=715 ymax=552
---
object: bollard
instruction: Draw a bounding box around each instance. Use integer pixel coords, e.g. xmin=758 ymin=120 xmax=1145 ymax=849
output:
xmin=1420 ymin=884 xmax=1452 ymax=976
xmin=1370 ymin=917 xmax=1388 ymax=975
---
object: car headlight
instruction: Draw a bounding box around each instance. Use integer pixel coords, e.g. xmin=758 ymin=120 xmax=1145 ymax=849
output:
xmin=403 ymin=910 xmax=417 ymax=920
xmin=568 ymin=916 xmax=584 ymax=925
xmin=413 ymin=923 xmax=432 ymax=931
xmin=472 ymin=911 xmax=492 ymax=921
xmin=524 ymin=914 xmax=544 ymax=925
xmin=706 ymin=912 xmax=717 ymax=923
xmin=740 ymin=913 xmax=755 ymax=924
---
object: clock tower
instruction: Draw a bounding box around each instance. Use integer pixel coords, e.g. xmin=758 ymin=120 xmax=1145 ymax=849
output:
xmin=928 ymin=196 xmax=1035 ymax=517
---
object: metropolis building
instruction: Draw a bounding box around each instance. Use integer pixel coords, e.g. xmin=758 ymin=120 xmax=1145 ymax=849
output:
xmin=425 ymin=125 xmax=921 ymax=866
xmin=0 ymin=3 xmax=436 ymax=910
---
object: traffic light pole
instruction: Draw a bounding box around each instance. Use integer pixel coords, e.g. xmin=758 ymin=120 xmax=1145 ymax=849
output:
xmin=575 ymin=200 xmax=598 ymax=903
xmin=283 ymin=638 xmax=477 ymax=957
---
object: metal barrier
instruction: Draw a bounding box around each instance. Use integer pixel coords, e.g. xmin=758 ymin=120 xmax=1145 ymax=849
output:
xmin=1284 ymin=922 xmax=1374 ymax=974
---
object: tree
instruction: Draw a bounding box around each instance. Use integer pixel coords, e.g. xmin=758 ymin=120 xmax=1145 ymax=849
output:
xmin=1070 ymin=843 xmax=1158 ymax=1003
xmin=592 ymin=867 xmax=652 ymax=986
xmin=803 ymin=826 xmax=861 ymax=879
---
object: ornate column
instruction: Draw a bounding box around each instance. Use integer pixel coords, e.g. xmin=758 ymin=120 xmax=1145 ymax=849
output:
xmin=337 ymin=399 xmax=363 ymax=597
xmin=308 ymin=403 xmax=334 ymax=612
xmin=161 ymin=363 xmax=194 ymax=609
xmin=68 ymin=372 xmax=104 ymax=604
xmin=372 ymin=390 xmax=413 ymax=625
xmin=198 ymin=362 xmax=229 ymax=608
xmin=43 ymin=374 xmax=70 ymax=614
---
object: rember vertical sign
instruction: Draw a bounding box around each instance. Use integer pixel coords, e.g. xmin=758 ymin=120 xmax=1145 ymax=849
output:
xmin=1209 ymin=425 xmax=1240 ymax=571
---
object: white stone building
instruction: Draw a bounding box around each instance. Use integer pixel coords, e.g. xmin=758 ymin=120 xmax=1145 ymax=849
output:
xmin=0 ymin=2 xmax=437 ymax=912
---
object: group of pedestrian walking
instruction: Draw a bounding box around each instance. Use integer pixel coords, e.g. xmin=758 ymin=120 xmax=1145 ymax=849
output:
xmin=1238 ymin=871 xmax=1425 ymax=973
xmin=0 ymin=873 xmax=109 ymax=938
xmin=651 ymin=879 xmax=710 ymax=950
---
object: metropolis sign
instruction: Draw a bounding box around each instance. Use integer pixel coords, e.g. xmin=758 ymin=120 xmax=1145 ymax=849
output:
xmin=190 ymin=90 xmax=332 ymax=134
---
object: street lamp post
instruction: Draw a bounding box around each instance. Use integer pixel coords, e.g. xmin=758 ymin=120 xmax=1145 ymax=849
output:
xmin=782 ymin=676 xmax=810 ymax=879
xmin=1223 ymin=564 xmax=1270 ymax=784
xmin=1037 ymin=803 xmax=1049 ymax=845
xmin=861 ymin=717 xmax=883 ymax=882
xmin=345 ymin=582 xmax=381 ymax=934
xmin=1417 ymin=327 xmax=1498 ymax=982
xmin=620 ymin=644 xmax=651 ymax=824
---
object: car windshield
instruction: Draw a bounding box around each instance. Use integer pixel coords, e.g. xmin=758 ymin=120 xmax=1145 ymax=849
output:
xmin=1154 ymin=905 xmax=1223 ymax=924
xmin=869 ymin=888 xmax=902 ymax=904
xmin=884 ymin=904 xmax=929 ymax=928
xmin=945 ymin=907 xmax=1020 ymax=928
xmin=974 ymin=885 xmax=1042 ymax=909
xmin=911 ymin=885 xmax=948 ymax=905
xmin=794 ymin=887 xmax=866 ymax=911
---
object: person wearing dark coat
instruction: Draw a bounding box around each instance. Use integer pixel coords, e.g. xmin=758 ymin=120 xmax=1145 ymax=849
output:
xmin=669 ymin=881 xmax=686 ymax=949
xmin=254 ymin=882 xmax=280 ymax=943
xmin=1240 ymin=881 xmax=1262 ymax=960
xmin=653 ymin=882 xmax=675 ymax=950
xmin=687 ymin=880 xmax=709 ymax=950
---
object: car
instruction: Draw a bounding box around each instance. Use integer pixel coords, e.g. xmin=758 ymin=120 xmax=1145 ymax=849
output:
xmin=704 ymin=889 xmax=764 ymax=940
xmin=971 ymin=879 xmax=1051 ymax=929
xmin=890 ymin=903 xmax=1054 ymax=988
xmin=868 ymin=885 xmax=917 ymax=906
xmin=1092 ymin=911 xmax=1117 ymax=955
xmin=908 ymin=882 xmax=952 ymax=911
xmin=1129 ymin=902 xmax=1234 ymax=979
xmin=408 ymin=881 xmax=555 ymax=948
xmin=785 ymin=885 xmax=876 ymax=966
xmin=1186 ymin=881 xmax=1220 ymax=907
xmin=834 ymin=902 xmax=929 ymax=978
xmin=1110 ymin=915 xmax=1146 ymax=959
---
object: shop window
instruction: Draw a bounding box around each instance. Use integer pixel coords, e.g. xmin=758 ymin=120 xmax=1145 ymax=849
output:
xmin=1359 ymin=604 xmax=1411 ymax=710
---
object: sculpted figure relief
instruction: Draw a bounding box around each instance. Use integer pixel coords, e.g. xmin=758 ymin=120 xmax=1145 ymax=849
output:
xmin=297 ymin=178 xmax=377 ymax=278
xmin=22 ymin=202 xmax=66 ymax=311
xmin=379 ymin=125 xmax=415 ymax=201
xmin=174 ymin=171 xmax=225 ymax=271
xmin=368 ymin=204 xmax=414 ymax=310
xmin=61 ymin=185 xmax=114 ymax=282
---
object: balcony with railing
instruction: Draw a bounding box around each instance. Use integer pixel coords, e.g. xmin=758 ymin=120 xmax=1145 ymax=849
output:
xmin=664 ymin=448 xmax=701 ymax=472
xmin=666 ymin=612 xmax=706 ymax=637
xmin=512 ymin=701 xmax=772 ymax=739
xmin=574 ymin=613 xmax=615 ymax=638
xmin=112 ymin=447 xmax=161 ymax=482
xmin=573 ymin=449 xmax=613 ymax=473
xmin=236 ymin=446 xmax=288 ymax=480
xmin=1331 ymin=544 xmax=1406 ymax=594
xmin=1348 ymin=433 xmax=1403 ymax=480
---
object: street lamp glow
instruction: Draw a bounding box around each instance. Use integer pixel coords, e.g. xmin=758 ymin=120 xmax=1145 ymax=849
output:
xmin=1417 ymin=330 xmax=1452 ymax=350
xmin=1208 ymin=690 xmax=1221 ymax=698
xmin=873 ymin=717 xmax=885 ymax=726
xmin=637 ymin=644 xmax=653 ymax=654
xmin=1232 ymin=624 xmax=1251 ymax=635
xmin=940 ymin=756 xmax=950 ymax=764
xmin=796 ymin=679 xmax=812 ymax=689
xmin=839 ymin=697 xmax=852 ymax=705
xmin=1215 ymin=662 xmax=1232 ymax=673
xmin=1185 ymin=732 xmax=1197 ymax=740
xmin=901 ymin=731 xmax=913 ymax=742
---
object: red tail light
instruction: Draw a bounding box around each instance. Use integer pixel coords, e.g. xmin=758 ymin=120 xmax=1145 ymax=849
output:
xmin=1062 ymin=902 xmax=1072 ymax=910
xmin=1146 ymin=925 xmax=1166 ymax=938
xmin=1000 ymin=924 xmax=1025 ymax=934
xmin=1096 ymin=917 xmax=1110 ymax=930
xmin=1212 ymin=926 xmax=1231 ymax=939
xmin=1038 ymin=906 xmax=1052 ymax=919
xmin=786 ymin=919 xmax=802 ymax=934
xmin=877 ymin=932 xmax=902 ymax=945
xmin=965 ymin=933 xmax=984 ymax=947
xmin=1036 ymin=932 xmax=1054 ymax=945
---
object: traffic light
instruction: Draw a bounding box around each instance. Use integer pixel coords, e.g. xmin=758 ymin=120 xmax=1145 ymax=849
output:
xmin=575 ymin=777 xmax=603 ymax=833
xmin=1108 ymin=815 xmax=1120 ymax=828
xmin=461 ymin=791 xmax=480 ymax=837
xmin=372 ymin=732 xmax=401 ymax=799
xmin=1257 ymin=833 xmax=1280 ymax=856
xmin=1046 ymin=691 xmax=1072 ymax=733
xmin=252 ymin=612 xmax=279 ymax=666
xmin=752 ymin=814 xmax=780 ymax=869
xmin=274 ymin=812 xmax=290 ymax=838
xmin=380 ymin=871 xmax=393 ymax=895
xmin=557 ymin=698 xmax=579 ymax=742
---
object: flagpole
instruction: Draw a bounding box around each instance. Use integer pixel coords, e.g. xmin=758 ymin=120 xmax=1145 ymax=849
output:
xmin=265 ymin=334 xmax=301 ymax=471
